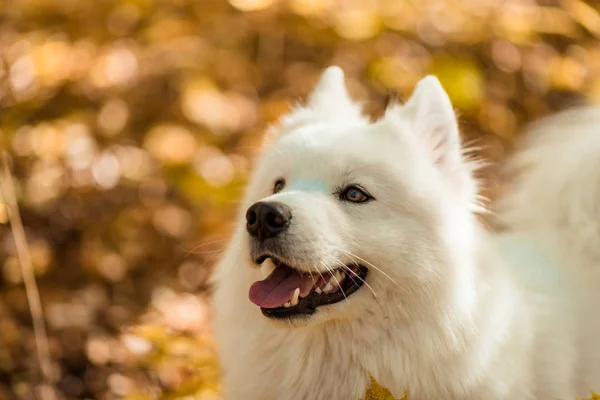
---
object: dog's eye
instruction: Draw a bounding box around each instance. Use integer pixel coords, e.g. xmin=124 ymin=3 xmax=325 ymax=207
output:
xmin=341 ymin=186 xmax=371 ymax=203
xmin=273 ymin=178 xmax=286 ymax=194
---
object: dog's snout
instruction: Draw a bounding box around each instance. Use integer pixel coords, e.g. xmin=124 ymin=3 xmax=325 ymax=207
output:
xmin=246 ymin=201 xmax=291 ymax=240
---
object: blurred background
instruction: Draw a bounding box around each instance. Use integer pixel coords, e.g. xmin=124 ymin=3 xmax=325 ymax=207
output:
xmin=1 ymin=0 xmax=600 ymax=398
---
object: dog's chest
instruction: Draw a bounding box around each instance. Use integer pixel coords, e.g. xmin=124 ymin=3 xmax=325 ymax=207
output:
xmin=243 ymin=339 xmax=370 ymax=399
xmin=224 ymin=329 xmax=436 ymax=400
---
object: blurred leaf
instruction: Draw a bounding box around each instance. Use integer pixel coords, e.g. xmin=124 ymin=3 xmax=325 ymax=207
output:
xmin=429 ymin=55 xmax=484 ymax=113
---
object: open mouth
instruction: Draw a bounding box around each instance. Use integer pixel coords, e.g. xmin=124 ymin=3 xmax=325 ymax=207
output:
xmin=248 ymin=257 xmax=368 ymax=319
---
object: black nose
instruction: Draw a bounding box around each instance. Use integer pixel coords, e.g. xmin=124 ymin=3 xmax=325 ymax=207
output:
xmin=246 ymin=201 xmax=291 ymax=240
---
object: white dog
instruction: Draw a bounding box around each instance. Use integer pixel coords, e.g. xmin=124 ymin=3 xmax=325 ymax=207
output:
xmin=212 ymin=66 xmax=600 ymax=399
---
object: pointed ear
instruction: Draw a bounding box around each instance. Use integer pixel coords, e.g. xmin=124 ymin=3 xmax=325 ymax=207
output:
xmin=306 ymin=66 xmax=355 ymax=112
xmin=401 ymin=76 xmax=461 ymax=167
xmin=388 ymin=76 xmax=480 ymax=209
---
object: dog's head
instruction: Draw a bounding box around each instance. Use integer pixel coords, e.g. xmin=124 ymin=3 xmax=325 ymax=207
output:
xmin=241 ymin=67 xmax=480 ymax=327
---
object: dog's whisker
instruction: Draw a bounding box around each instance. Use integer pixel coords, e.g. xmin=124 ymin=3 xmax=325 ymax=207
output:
xmin=180 ymin=238 xmax=231 ymax=255
xmin=322 ymin=261 xmax=350 ymax=306
xmin=333 ymin=260 xmax=375 ymax=300
xmin=334 ymin=260 xmax=378 ymax=298
xmin=337 ymin=248 xmax=402 ymax=289
xmin=315 ymin=269 xmax=326 ymax=287
xmin=181 ymin=248 xmax=225 ymax=257
xmin=332 ymin=259 xmax=358 ymax=286
xmin=196 ymin=249 xmax=222 ymax=270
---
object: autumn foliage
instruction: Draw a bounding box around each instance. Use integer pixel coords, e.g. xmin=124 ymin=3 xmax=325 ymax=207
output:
xmin=1 ymin=0 xmax=600 ymax=399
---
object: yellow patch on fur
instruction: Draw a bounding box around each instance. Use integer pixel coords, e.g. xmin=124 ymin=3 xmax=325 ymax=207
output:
xmin=577 ymin=393 xmax=600 ymax=400
xmin=361 ymin=375 xmax=408 ymax=400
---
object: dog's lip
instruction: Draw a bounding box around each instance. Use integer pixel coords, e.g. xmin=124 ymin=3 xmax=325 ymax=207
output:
xmin=253 ymin=253 xmax=285 ymax=266
xmin=258 ymin=263 xmax=369 ymax=319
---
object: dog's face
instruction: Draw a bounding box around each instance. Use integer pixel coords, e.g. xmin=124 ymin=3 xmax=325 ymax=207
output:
xmin=242 ymin=67 xmax=479 ymax=327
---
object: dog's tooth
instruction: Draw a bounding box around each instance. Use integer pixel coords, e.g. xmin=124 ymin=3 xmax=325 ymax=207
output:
xmin=291 ymin=288 xmax=300 ymax=306
xmin=283 ymin=302 xmax=291 ymax=308
xmin=323 ymin=282 xmax=334 ymax=293
xmin=315 ymin=287 xmax=323 ymax=294
xmin=335 ymin=270 xmax=344 ymax=283
xmin=327 ymin=275 xmax=337 ymax=286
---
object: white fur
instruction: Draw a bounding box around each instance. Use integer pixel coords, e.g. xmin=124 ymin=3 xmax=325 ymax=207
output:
xmin=212 ymin=66 xmax=600 ymax=399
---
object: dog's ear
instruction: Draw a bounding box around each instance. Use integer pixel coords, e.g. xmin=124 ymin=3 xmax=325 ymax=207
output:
xmin=400 ymin=76 xmax=461 ymax=168
xmin=385 ymin=76 xmax=480 ymax=209
xmin=263 ymin=67 xmax=361 ymax=144
xmin=306 ymin=66 xmax=355 ymax=112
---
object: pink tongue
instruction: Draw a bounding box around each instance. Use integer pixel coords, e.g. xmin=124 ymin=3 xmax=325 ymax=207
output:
xmin=249 ymin=267 xmax=315 ymax=309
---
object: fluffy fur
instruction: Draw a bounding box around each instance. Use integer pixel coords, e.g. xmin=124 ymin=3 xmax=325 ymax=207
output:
xmin=212 ymin=66 xmax=600 ymax=399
